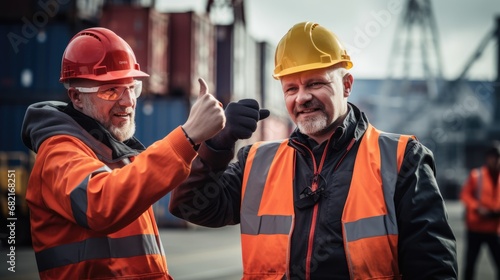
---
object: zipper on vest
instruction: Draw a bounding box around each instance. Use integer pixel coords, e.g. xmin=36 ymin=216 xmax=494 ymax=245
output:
xmin=290 ymin=138 xmax=330 ymax=280
xmin=289 ymin=137 xmax=356 ymax=280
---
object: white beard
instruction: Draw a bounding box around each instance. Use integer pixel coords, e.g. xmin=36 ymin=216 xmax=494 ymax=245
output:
xmin=297 ymin=113 xmax=328 ymax=136
xmin=109 ymin=121 xmax=136 ymax=142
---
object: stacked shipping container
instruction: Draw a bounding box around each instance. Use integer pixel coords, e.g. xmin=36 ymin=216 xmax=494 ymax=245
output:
xmin=100 ymin=5 xmax=169 ymax=95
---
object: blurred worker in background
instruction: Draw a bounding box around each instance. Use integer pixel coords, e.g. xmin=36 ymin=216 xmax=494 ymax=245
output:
xmin=461 ymin=141 xmax=500 ymax=280
xmin=169 ymin=21 xmax=457 ymax=279
xmin=21 ymin=27 xmax=225 ymax=279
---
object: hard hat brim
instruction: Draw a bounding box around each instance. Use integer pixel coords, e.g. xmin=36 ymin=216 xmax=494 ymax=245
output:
xmin=273 ymin=60 xmax=353 ymax=80
xmin=60 ymin=69 xmax=150 ymax=83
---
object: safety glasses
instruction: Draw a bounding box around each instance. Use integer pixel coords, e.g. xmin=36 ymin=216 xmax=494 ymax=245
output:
xmin=74 ymin=80 xmax=143 ymax=101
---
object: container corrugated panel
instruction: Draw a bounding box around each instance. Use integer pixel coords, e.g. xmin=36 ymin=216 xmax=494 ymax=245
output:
xmin=134 ymin=97 xmax=189 ymax=227
xmin=0 ymin=23 xmax=71 ymax=103
xmin=191 ymin=12 xmax=216 ymax=99
xmin=168 ymin=13 xmax=191 ymax=97
xmin=134 ymin=97 xmax=188 ymax=146
xmin=100 ymin=5 xmax=150 ymax=79
xmin=168 ymin=12 xmax=216 ymax=98
xmin=148 ymin=9 xmax=169 ymax=95
xmin=100 ymin=5 xmax=169 ymax=96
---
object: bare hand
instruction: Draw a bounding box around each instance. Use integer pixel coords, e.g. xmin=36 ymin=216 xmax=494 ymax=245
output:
xmin=182 ymin=78 xmax=225 ymax=144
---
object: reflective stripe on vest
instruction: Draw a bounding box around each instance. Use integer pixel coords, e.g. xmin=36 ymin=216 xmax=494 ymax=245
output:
xmin=241 ymin=141 xmax=293 ymax=235
xmin=343 ymin=125 xmax=411 ymax=279
xmin=240 ymin=125 xmax=412 ymax=279
xmin=35 ymin=234 xmax=163 ymax=272
xmin=70 ymin=165 xmax=112 ymax=229
xmin=240 ymin=140 xmax=295 ymax=278
xmin=344 ymin=129 xmax=407 ymax=242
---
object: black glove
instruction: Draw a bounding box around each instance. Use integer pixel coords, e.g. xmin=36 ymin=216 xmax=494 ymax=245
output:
xmin=207 ymin=99 xmax=270 ymax=150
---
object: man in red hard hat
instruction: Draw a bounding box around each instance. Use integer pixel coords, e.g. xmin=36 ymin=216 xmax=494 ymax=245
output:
xmin=21 ymin=27 xmax=225 ymax=279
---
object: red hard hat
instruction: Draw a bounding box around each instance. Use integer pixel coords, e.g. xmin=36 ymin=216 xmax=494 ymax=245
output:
xmin=60 ymin=27 xmax=149 ymax=83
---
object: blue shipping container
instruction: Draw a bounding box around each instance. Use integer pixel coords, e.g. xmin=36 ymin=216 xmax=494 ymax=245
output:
xmin=0 ymin=22 xmax=71 ymax=103
xmin=0 ymin=103 xmax=31 ymax=153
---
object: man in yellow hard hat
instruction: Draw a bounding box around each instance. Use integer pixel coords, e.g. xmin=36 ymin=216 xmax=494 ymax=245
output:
xmin=169 ymin=22 xmax=458 ymax=279
xmin=21 ymin=27 xmax=225 ymax=279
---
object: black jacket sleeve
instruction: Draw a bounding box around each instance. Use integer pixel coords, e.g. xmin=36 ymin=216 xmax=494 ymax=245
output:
xmin=169 ymin=143 xmax=250 ymax=227
xmin=395 ymin=139 xmax=458 ymax=279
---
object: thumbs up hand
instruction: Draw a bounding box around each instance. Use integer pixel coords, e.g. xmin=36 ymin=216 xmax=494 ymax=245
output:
xmin=207 ymin=99 xmax=270 ymax=150
xmin=181 ymin=78 xmax=225 ymax=145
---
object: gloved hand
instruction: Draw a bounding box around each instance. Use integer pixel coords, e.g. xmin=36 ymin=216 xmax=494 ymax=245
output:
xmin=207 ymin=99 xmax=270 ymax=150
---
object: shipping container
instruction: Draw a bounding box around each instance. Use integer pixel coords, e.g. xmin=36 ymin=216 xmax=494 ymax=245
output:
xmin=0 ymin=22 xmax=72 ymax=103
xmin=134 ymin=97 xmax=189 ymax=146
xmin=168 ymin=12 xmax=216 ymax=99
xmin=214 ymin=24 xmax=233 ymax=105
xmin=100 ymin=5 xmax=169 ymax=95
xmin=232 ymin=21 xmax=259 ymax=103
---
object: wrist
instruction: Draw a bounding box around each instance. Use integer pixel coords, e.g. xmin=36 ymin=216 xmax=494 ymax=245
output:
xmin=206 ymin=132 xmax=237 ymax=150
xmin=181 ymin=126 xmax=200 ymax=150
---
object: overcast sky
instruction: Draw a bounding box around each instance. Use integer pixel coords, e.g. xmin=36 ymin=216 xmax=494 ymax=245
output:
xmin=157 ymin=0 xmax=500 ymax=81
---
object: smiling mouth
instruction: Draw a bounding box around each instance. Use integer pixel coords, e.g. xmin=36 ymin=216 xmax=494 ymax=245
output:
xmin=114 ymin=113 xmax=130 ymax=118
xmin=297 ymin=108 xmax=319 ymax=116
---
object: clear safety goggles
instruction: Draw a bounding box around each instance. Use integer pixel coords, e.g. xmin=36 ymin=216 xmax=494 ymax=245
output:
xmin=74 ymin=80 xmax=142 ymax=101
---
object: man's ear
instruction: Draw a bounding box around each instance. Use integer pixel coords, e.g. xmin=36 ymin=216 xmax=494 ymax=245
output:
xmin=68 ymin=88 xmax=84 ymax=109
xmin=343 ymin=73 xmax=354 ymax=97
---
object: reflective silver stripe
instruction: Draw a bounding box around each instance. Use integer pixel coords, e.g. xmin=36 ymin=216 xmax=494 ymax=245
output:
xmin=379 ymin=132 xmax=400 ymax=232
xmin=35 ymin=234 xmax=163 ymax=272
xmin=241 ymin=214 xmax=293 ymax=235
xmin=240 ymin=141 xmax=292 ymax=235
xmin=344 ymin=215 xmax=394 ymax=242
xmin=70 ymin=166 xmax=112 ymax=229
xmin=344 ymin=132 xmax=401 ymax=242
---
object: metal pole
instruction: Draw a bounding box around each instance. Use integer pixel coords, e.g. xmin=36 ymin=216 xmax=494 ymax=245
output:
xmin=488 ymin=16 xmax=500 ymax=141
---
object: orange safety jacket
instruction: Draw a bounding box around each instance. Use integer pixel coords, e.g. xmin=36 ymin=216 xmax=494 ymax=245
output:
xmin=461 ymin=166 xmax=500 ymax=233
xmin=240 ymin=124 xmax=412 ymax=280
xmin=25 ymin=121 xmax=195 ymax=279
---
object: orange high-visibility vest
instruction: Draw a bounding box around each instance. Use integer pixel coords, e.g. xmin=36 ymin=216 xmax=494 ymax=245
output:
xmin=461 ymin=166 xmax=500 ymax=233
xmin=240 ymin=125 xmax=412 ymax=280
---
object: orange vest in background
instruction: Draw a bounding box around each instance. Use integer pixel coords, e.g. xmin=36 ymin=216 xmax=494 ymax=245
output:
xmin=240 ymin=125 xmax=412 ymax=280
xmin=461 ymin=166 xmax=500 ymax=233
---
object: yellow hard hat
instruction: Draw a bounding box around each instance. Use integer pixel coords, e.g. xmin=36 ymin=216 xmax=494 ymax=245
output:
xmin=273 ymin=22 xmax=353 ymax=79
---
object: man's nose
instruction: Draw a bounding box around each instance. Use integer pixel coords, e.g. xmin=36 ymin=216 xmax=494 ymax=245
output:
xmin=118 ymin=88 xmax=135 ymax=106
xmin=295 ymin=88 xmax=313 ymax=104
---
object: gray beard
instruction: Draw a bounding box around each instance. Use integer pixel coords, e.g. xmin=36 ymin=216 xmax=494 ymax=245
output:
xmin=297 ymin=114 xmax=328 ymax=136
